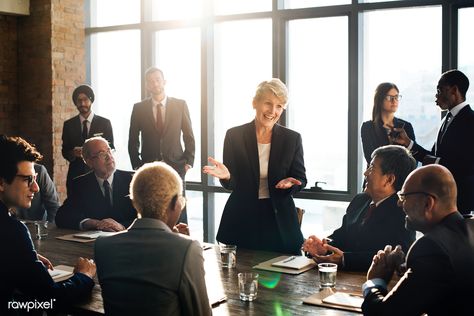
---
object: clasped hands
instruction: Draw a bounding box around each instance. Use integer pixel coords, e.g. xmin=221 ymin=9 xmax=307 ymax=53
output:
xmin=367 ymin=245 xmax=406 ymax=283
xmin=37 ymin=253 xmax=96 ymax=279
xmin=301 ymin=235 xmax=344 ymax=265
xmin=203 ymin=157 xmax=302 ymax=189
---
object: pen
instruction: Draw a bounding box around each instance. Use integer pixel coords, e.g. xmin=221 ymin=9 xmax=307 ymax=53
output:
xmin=282 ymin=256 xmax=296 ymax=263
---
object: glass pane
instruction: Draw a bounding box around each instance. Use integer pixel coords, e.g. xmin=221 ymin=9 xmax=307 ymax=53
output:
xmin=362 ymin=6 xmax=442 ymax=178
xmin=90 ymin=30 xmax=141 ymax=171
xmin=154 ymin=28 xmax=202 ymax=182
xmin=89 ymin=0 xmax=139 ymax=27
xmin=295 ymin=199 xmax=349 ymax=239
xmin=213 ymin=19 xmax=272 ymax=185
xmin=213 ymin=0 xmax=271 ymax=15
xmin=284 ymin=0 xmax=349 ymax=9
xmin=458 ymin=7 xmax=474 ymax=103
xmin=186 ymin=190 xmax=204 ymax=242
xmin=288 ymin=17 xmax=348 ymax=191
xmin=151 ymin=0 xmax=203 ymax=21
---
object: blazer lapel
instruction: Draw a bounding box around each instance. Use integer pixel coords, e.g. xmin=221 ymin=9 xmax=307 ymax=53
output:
xmin=243 ymin=121 xmax=260 ymax=187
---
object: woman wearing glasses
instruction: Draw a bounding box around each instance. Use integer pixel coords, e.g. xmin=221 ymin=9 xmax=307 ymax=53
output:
xmin=203 ymin=79 xmax=306 ymax=255
xmin=361 ymin=82 xmax=416 ymax=165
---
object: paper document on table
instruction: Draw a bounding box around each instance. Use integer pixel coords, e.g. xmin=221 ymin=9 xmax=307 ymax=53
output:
xmin=271 ymin=256 xmax=315 ymax=270
xmin=322 ymin=292 xmax=364 ymax=309
xmin=48 ymin=265 xmax=74 ymax=283
xmin=73 ymin=230 xmax=119 ymax=240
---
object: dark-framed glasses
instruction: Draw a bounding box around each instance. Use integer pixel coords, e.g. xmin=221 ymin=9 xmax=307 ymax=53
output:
xmin=15 ymin=173 xmax=38 ymax=187
xmin=397 ymin=191 xmax=436 ymax=203
xmin=384 ymin=95 xmax=402 ymax=102
xmin=91 ymin=148 xmax=114 ymax=160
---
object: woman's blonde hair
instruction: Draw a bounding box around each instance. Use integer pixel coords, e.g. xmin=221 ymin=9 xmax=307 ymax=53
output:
xmin=129 ymin=162 xmax=182 ymax=220
xmin=253 ymin=78 xmax=288 ymax=107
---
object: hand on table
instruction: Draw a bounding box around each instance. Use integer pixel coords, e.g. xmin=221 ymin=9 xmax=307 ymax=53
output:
xmin=74 ymin=257 xmax=96 ymax=279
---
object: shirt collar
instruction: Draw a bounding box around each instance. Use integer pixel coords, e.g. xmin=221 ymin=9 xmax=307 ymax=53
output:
xmin=372 ymin=194 xmax=392 ymax=207
xmin=95 ymin=172 xmax=114 ymax=187
xmin=449 ymin=101 xmax=468 ymax=117
xmin=80 ymin=111 xmax=94 ymax=123
xmin=153 ymin=96 xmax=167 ymax=108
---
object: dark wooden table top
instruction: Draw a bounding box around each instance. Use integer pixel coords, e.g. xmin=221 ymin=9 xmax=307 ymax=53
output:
xmin=35 ymin=227 xmax=365 ymax=315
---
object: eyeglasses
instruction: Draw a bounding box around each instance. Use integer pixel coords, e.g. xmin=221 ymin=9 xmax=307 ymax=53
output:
xmin=397 ymin=191 xmax=436 ymax=203
xmin=384 ymin=95 xmax=402 ymax=102
xmin=91 ymin=148 xmax=114 ymax=160
xmin=15 ymin=173 xmax=38 ymax=187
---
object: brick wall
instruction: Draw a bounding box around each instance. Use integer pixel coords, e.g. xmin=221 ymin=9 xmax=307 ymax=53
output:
xmin=0 ymin=15 xmax=18 ymax=135
xmin=2 ymin=0 xmax=85 ymax=202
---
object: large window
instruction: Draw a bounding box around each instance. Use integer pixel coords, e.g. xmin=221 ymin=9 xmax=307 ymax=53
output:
xmin=89 ymin=30 xmax=141 ymax=171
xmin=86 ymin=1 xmax=473 ymax=242
xmin=288 ymin=16 xmax=348 ymax=192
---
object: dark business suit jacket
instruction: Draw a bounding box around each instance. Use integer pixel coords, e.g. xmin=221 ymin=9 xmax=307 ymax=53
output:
xmin=16 ymin=164 xmax=59 ymax=223
xmin=55 ymin=170 xmax=137 ymax=230
xmin=128 ymin=97 xmax=195 ymax=176
xmin=0 ymin=202 xmax=94 ymax=315
xmin=217 ymin=121 xmax=307 ymax=255
xmin=95 ymin=218 xmax=212 ymax=316
xmin=411 ymin=105 xmax=474 ymax=214
xmin=361 ymin=118 xmax=415 ymax=164
xmin=329 ymin=193 xmax=415 ymax=271
xmin=62 ymin=114 xmax=114 ymax=191
xmin=362 ymin=212 xmax=474 ymax=316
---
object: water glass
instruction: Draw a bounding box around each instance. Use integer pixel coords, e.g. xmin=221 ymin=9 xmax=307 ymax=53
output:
xmin=238 ymin=272 xmax=259 ymax=301
xmin=318 ymin=263 xmax=337 ymax=288
xmin=34 ymin=220 xmax=48 ymax=240
xmin=219 ymin=244 xmax=237 ymax=268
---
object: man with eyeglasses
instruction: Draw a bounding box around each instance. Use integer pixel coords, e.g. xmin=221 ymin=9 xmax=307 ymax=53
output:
xmin=393 ymin=69 xmax=474 ymax=215
xmin=56 ymin=136 xmax=137 ymax=231
xmin=94 ymin=162 xmax=211 ymax=315
xmin=302 ymin=145 xmax=416 ymax=271
xmin=0 ymin=135 xmax=96 ymax=314
xmin=362 ymin=164 xmax=474 ymax=316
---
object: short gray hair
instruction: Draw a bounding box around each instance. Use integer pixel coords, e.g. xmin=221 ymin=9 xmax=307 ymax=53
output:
xmin=82 ymin=136 xmax=109 ymax=160
xmin=254 ymin=78 xmax=289 ymax=107
xmin=372 ymin=145 xmax=416 ymax=191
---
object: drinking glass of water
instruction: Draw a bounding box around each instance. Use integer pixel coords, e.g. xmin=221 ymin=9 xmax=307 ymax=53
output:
xmin=318 ymin=263 xmax=338 ymax=288
xmin=238 ymin=272 xmax=259 ymax=301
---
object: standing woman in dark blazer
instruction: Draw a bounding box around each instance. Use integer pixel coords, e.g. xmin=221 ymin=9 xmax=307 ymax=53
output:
xmin=203 ymin=79 xmax=306 ymax=254
xmin=361 ymin=82 xmax=416 ymax=164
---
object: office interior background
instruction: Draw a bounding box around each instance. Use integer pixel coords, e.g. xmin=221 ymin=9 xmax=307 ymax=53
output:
xmin=1 ymin=0 xmax=473 ymax=242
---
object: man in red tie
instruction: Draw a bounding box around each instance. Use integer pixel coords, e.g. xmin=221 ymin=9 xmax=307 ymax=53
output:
xmin=302 ymin=145 xmax=416 ymax=271
xmin=128 ymin=67 xmax=195 ymax=223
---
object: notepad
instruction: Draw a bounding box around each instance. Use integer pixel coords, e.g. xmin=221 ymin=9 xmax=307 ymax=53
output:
xmin=271 ymin=255 xmax=315 ymax=270
xmin=322 ymin=292 xmax=364 ymax=309
xmin=48 ymin=265 xmax=74 ymax=282
xmin=73 ymin=230 xmax=118 ymax=240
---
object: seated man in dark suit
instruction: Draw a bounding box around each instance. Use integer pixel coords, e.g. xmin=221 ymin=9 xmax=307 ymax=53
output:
xmin=16 ymin=163 xmax=59 ymax=223
xmin=302 ymin=145 xmax=416 ymax=271
xmin=56 ymin=136 xmax=136 ymax=231
xmin=95 ymin=162 xmax=211 ymax=315
xmin=362 ymin=164 xmax=474 ymax=315
xmin=0 ymin=135 xmax=95 ymax=315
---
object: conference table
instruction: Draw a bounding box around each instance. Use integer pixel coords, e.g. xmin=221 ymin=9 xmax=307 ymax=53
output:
xmin=34 ymin=227 xmax=368 ymax=315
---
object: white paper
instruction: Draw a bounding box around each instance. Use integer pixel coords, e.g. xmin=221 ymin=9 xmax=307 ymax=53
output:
xmin=271 ymin=256 xmax=315 ymax=270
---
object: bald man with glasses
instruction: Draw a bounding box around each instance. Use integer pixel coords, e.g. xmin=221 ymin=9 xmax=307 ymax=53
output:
xmin=362 ymin=164 xmax=474 ymax=315
xmin=56 ymin=137 xmax=137 ymax=231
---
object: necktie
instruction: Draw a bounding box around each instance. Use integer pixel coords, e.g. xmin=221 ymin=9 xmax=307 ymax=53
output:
xmin=82 ymin=120 xmax=88 ymax=141
xmin=437 ymin=112 xmax=452 ymax=144
xmin=103 ymin=180 xmax=112 ymax=208
xmin=156 ymin=103 xmax=164 ymax=134
xmin=362 ymin=202 xmax=376 ymax=224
